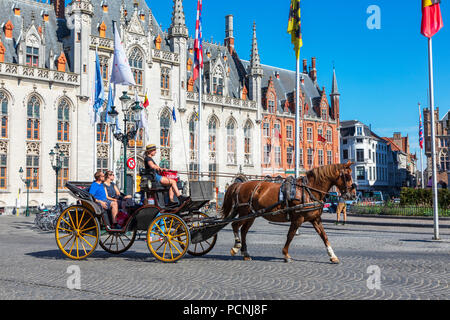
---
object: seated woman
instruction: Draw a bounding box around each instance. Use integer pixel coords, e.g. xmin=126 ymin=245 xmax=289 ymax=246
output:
xmin=144 ymin=144 xmax=189 ymax=206
xmin=103 ymin=170 xmax=131 ymax=210
xmin=89 ymin=171 xmax=120 ymax=230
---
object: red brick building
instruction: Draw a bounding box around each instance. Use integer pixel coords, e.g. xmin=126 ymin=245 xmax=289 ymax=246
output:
xmin=258 ymin=58 xmax=341 ymax=177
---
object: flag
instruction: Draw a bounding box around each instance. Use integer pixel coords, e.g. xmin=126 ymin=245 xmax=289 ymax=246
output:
xmin=419 ymin=107 xmax=424 ymax=150
xmin=287 ymin=0 xmax=302 ymax=59
xmin=172 ymin=106 xmax=177 ymax=123
xmin=93 ymin=51 xmax=105 ymax=123
xmin=421 ymin=0 xmax=444 ymax=38
xmin=274 ymin=128 xmax=282 ymax=139
xmin=110 ymin=22 xmax=136 ymax=85
xmin=143 ymin=90 xmax=149 ymax=108
xmin=105 ymin=83 xmax=115 ymax=123
xmin=193 ymin=0 xmax=203 ymax=81
xmin=318 ymin=134 xmax=327 ymax=143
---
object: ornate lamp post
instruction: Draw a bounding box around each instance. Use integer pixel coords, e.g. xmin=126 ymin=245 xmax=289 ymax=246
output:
xmin=107 ymin=91 xmax=142 ymax=195
xmin=18 ymin=167 xmax=37 ymax=217
xmin=49 ymin=144 xmax=65 ymax=206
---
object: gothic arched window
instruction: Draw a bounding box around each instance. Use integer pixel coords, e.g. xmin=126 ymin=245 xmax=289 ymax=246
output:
xmin=226 ymin=118 xmax=237 ymax=165
xmin=129 ymin=47 xmax=144 ymax=86
xmin=26 ymin=95 xmax=40 ymax=140
xmin=244 ymin=120 xmax=253 ymax=165
xmin=57 ymin=99 xmax=70 ymax=142
xmin=0 ymin=92 xmax=8 ymax=139
xmin=159 ymin=109 xmax=171 ymax=169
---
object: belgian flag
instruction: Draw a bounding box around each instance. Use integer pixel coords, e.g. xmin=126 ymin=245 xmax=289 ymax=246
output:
xmin=287 ymin=0 xmax=302 ymax=59
xmin=421 ymin=0 xmax=444 ymax=38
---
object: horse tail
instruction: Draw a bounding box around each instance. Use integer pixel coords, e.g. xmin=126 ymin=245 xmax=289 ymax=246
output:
xmin=220 ymin=182 xmax=242 ymax=219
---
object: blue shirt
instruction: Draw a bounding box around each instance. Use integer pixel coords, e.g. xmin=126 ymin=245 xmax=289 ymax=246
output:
xmin=89 ymin=181 xmax=107 ymax=201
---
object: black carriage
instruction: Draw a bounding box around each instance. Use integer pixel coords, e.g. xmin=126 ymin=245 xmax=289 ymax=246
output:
xmin=54 ymin=170 xmax=218 ymax=262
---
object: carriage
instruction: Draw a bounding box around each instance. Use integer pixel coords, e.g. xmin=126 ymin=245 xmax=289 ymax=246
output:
xmin=54 ymin=169 xmax=219 ymax=262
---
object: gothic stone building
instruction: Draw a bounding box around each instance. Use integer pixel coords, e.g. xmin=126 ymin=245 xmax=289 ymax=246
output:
xmin=0 ymin=0 xmax=340 ymax=213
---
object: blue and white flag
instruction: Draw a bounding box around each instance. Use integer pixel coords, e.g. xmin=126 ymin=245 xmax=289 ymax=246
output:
xmin=92 ymin=51 xmax=105 ymax=124
xmin=110 ymin=22 xmax=136 ymax=86
xmin=105 ymin=83 xmax=115 ymax=124
xmin=172 ymin=106 xmax=177 ymax=123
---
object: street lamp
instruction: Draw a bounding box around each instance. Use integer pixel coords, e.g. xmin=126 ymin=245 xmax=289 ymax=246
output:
xmin=19 ymin=167 xmax=37 ymax=217
xmin=108 ymin=91 xmax=142 ymax=195
xmin=49 ymin=144 xmax=65 ymax=206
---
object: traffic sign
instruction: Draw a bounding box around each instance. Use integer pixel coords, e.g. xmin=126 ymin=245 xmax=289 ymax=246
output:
xmin=127 ymin=157 xmax=136 ymax=170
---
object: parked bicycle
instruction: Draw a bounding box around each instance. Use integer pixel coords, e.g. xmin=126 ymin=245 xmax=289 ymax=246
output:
xmin=34 ymin=203 xmax=66 ymax=231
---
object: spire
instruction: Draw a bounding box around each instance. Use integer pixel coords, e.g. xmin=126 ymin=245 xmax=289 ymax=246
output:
xmin=169 ymin=0 xmax=188 ymax=38
xmin=250 ymin=22 xmax=263 ymax=76
xmin=331 ymin=67 xmax=339 ymax=95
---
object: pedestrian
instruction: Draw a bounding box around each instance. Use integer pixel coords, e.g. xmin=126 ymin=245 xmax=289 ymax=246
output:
xmin=336 ymin=194 xmax=347 ymax=225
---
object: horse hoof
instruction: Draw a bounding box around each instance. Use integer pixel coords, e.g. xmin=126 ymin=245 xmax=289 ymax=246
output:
xmin=230 ymin=248 xmax=239 ymax=256
xmin=284 ymin=257 xmax=292 ymax=263
xmin=330 ymin=257 xmax=340 ymax=264
xmin=243 ymin=256 xmax=252 ymax=261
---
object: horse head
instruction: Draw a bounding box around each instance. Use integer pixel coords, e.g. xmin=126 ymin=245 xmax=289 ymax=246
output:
xmin=335 ymin=161 xmax=357 ymax=200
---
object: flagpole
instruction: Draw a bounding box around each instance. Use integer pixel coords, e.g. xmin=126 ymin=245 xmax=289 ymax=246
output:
xmin=427 ymin=37 xmax=440 ymax=240
xmin=295 ymin=57 xmax=300 ymax=178
xmin=198 ymin=69 xmax=202 ymax=181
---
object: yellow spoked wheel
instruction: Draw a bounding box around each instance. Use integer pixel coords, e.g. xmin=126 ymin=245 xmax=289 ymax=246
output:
xmin=146 ymin=214 xmax=190 ymax=263
xmin=55 ymin=206 xmax=99 ymax=260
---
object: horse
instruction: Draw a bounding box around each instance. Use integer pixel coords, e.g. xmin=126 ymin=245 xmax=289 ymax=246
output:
xmin=221 ymin=162 xmax=357 ymax=263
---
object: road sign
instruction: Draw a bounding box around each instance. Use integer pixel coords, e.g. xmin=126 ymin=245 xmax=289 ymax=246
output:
xmin=127 ymin=157 xmax=136 ymax=170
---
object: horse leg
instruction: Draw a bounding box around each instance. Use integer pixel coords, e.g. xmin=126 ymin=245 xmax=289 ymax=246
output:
xmin=311 ymin=217 xmax=339 ymax=264
xmin=230 ymin=220 xmax=243 ymax=256
xmin=240 ymin=218 xmax=255 ymax=261
xmin=282 ymin=216 xmax=303 ymax=263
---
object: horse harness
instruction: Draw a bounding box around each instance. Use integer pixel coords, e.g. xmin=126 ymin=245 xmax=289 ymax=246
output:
xmin=232 ymin=176 xmax=325 ymax=221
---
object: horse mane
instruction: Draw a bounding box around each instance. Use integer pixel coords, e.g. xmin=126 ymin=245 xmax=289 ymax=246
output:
xmin=306 ymin=163 xmax=345 ymax=183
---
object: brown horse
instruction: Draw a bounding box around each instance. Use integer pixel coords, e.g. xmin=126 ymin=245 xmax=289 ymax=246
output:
xmin=221 ymin=162 xmax=356 ymax=263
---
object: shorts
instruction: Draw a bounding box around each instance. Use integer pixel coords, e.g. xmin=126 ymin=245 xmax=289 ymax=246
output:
xmin=105 ymin=199 xmax=112 ymax=210
xmin=155 ymin=173 xmax=162 ymax=183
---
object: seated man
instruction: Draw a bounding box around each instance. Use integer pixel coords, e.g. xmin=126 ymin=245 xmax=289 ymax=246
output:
xmin=144 ymin=144 xmax=189 ymax=207
xmin=89 ymin=171 xmax=120 ymax=230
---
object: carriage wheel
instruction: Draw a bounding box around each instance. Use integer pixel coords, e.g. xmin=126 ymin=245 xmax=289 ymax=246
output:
xmin=55 ymin=206 xmax=99 ymax=260
xmin=146 ymin=214 xmax=190 ymax=263
xmin=99 ymin=227 xmax=137 ymax=254
xmin=185 ymin=212 xmax=217 ymax=256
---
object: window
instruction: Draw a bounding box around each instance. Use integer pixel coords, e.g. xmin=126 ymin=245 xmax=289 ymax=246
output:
xmin=307 ymin=127 xmax=313 ymax=142
xmin=275 ymin=146 xmax=281 ymax=166
xmin=356 ymin=166 xmax=365 ymax=180
xmin=213 ymin=76 xmax=224 ymax=96
xmin=226 ymin=120 xmax=236 ymax=165
xmin=97 ymin=123 xmax=109 ymax=143
xmin=287 ymin=146 xmax=293 ymax=166
xmin=97 ymin=157 xmax=108 ymax=172
xmin=321 ymin=108 xmax=327 ymax=120
xmin=160 ymin=110 xmax=171 ymax=169
xmin=327 ymin=150 xmax=332 ymax=165
xmin=57 ymin=99 xmax=70 ymax=142
xmin=318 ymin=149 xmax=324 ymax=166
xmin=0 ymin=154 xmax=6 ymax=189
xmin=263 ymin=121 xmax=270 ymax=138
xmin=286 ymin=124 xmax=293 ymax=140
xmin=100 ymin=59 xmax=109 ymax=81
xmin=0 ymin=92 xmax=8 ymax=138
xmin=263 ymin=144 xmax=271 ymax=165
xmin=307 ymin=148 xmax=313 ymax=166
xmin=441 ymin=151 xmax=449 ymax=171
xmin=356 ymin=126 xmax=363 ymax=136
xmin=343 ymin=149 xmax=348 ymax=160
xmin=26 ymin=46 xmax=39 ymax=67
xmin=343 ymin=139 xmax=347 ymax=145
xmin=326 ymin=129 xmax=332 ymax=143
xmin=244 ymin=121 xmax=252 ymax=165
xmin=299 ymin=148 xmax=303 ymax=166
xmin=26 ymin=96 xmax=40 ymax=140
xmin=274 ymin=121 xmax=281 ymax=140
xmin=160 ymin=67 xmax=170 ymax=96
xmin=26 ymin=155 xmax=39 ymax=190
xmin=189 ymin=114 xmax=198 ymax=165
xmin=129 ymin=48 xmax=144 ymax=86
xmin=208 ymin=117 xmax=217 ymax=153
xmin=58 ymin=156 xmax=69 ymax=190
xmin=268 ymin=95 xmax=275 ymax=113
xmin=356 ymin=149 xmax=364 ymax=162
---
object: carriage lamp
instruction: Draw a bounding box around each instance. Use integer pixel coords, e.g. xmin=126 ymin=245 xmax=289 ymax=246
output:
xmin=49 ymin=144 xmax=65 ymax=207
xmin=109 ymin=90 xmax=141 ymax=195
xmin=19 ymin=167 xmax=37 ymax=217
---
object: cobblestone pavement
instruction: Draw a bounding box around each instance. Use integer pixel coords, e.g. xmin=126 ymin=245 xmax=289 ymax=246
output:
xmin=0 ymin=213 xmax=448 ymax=300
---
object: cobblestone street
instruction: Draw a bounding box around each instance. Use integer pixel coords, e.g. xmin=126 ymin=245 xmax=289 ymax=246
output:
xmin=0 ymin=214 xmax=448 ymax=300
